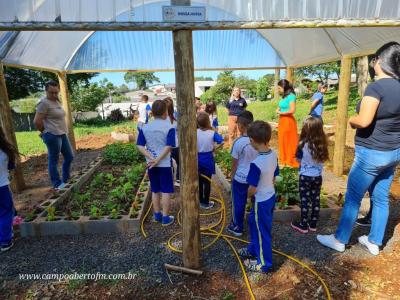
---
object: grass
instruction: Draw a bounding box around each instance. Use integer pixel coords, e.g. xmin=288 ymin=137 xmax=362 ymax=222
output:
xmin=16 ymin=120 xmax=136 ymax=157
xmin=217 ymin=86 xmax=361 ymax=127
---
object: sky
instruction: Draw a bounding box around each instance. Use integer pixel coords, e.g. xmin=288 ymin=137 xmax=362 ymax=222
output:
xmin=91 ymin=69 xmax=276 ymax=88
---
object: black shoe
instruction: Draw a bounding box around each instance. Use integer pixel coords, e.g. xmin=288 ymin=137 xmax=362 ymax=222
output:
xmin=356 ymin=216 xmax=371 ymax=227
xmin=291 ymin=221 xmax=309 ymax=234
xmin=1 ymin=241 xmax=14 ymax=252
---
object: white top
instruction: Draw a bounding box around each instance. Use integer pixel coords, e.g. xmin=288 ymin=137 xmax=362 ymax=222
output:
xmin=231 ymin=136 xmax=258 ymax=184
xmin=171 ymin=120 xmax=179 ymax=147
xmin=247 ymin=150 xmax=278 ymax=203
xmin=137 ymin=102 xmax=152 ymax=124
xmin=0 ymin=149 xmax=10 ymax=187
xmin=136 ymin=118 xmax=176 ymax=167
xmin=197 ymin=129 xmax=223 ymax=153
xmin=299 ymin=143 xmax=323 ymax=177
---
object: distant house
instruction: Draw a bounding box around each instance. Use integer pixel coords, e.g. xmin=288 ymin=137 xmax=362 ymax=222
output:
xmin=149 ymin=84 xmax=166 ymax=94
xmin=194 ymin=81 xmax=216 ymax=97
xmin=165 ymin=84 xmax=176 ymax=93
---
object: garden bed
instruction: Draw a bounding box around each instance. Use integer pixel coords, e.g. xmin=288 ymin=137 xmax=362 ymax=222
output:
xmin=214 ymin=149 xmax=342 ymax=222
xmin=19 ymin=143 xmax=151 ymax=236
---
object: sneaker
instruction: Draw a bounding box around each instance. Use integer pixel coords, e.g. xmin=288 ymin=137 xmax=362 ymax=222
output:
xmin=162 ymin=215 xmax=175 ymax=226
xmin=55 ymin=182 xmax=67 ymax=190
xmin=1 ymin=241 xmax=14 ymax=252
xmin=153 ymin=212 xmax=162 ymax=223
xmin=200 ymin=201 xmax=215 ymax=210
xmin=174 ymin=181 xmax=180 ymax=187
xmin=291 ymin=221 xmax=309 ymax=234
xmin=227 ymin=224 xmax=243 ymax=237
xmin=358 ymin=235 xmax=379 ymax=256
xmin=238 ymin=248 xmax=256 ymax=259
xmin=317 ymin=234 xmax=345 ymax=252
xmin=356 ymin=216 xmax=371 ymax=227
xmin=244 ymin=259 xmax=268 ymax=273
xmin=308 ymin=222 xmax=317 ymax=232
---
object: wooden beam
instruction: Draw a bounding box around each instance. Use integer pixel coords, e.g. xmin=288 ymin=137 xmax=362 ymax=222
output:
xmin=172 ymin=0 xmax=201 ymax=269
xmin=0 ymin=64 xmax=26 ymax=191
xmin=274 ymin=68 xmax=280 ymax=101
xmin=57 ymin=72 xmax=76 ymax=151
xmin=357 ymin=56 xmax=369 ymax=97
xmin=1 ymin=19 xmax=400 ymax=31
xmin=333 ymin=56 xmax=352 ymax=176
xmin=286 ymin=67 xmax=294 ymax=84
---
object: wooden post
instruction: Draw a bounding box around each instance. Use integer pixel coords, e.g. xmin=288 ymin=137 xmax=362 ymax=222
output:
xmin=57 ymin=72 xmax=76 ymax=151
xmin=274 ymin=68 xmax=280 ymax=101
xmin=172 ymin=0 xmax=201 ymax=269
xmin=0 ymin=64 xmax=26 ymax=191
xmin=357 ymin=56 xmax=369 ymax=97
xmin=333 ymin=56 xmax=352 ymax=176
xmin=286 ymin=67 xmax=294 ymax=84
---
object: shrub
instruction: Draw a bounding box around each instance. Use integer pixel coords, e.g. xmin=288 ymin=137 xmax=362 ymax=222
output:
xmin=108 ymin=109 xmax=125 ymax=122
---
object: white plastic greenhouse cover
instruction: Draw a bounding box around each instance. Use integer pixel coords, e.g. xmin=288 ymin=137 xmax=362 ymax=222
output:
xmin=1 ymin=0 xmax=400 ymax=71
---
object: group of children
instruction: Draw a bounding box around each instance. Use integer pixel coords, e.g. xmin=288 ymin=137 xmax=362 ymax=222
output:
xmin=136 ymin=94 xmax=329 ymax=273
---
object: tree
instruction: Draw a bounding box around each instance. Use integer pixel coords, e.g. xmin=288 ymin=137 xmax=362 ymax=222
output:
xmin=296 ymin=61 xmax=340 ymax=83
xmin=256 ymin=74 xmax=275 ymax=101
xmin=4 ymin=67 xmax=96 ymax=100
xmin=124 ymin=72 xmax=160 ymax=90
xmin=235 ymin=75 xmax=257 ymax=98
xmin=70 ymin=83 xmax=108 ymax=112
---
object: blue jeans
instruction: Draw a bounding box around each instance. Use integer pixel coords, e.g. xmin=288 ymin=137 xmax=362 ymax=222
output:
xmin=0 ymin=185 xmax=13 ymax=245
xmin=336 ymin=146 xmax=400 ymax=246
xmin=42 ymin=133 xmax=74 ymax=188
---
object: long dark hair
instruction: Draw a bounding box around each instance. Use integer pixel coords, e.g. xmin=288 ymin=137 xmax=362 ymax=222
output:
xmin=0 ymin=126 xmax=17 ymax=165
xmin=298 ymin=117 xmax=329 ymax=163
xmin=205 ymin=101 xmax=217 ymax=115
xmin=197 ymin=112 xmax=212 ymax=130
xmin=375 ymin=41 xmax=400 ymax=80
xmin=278 ymin=79 xmax=295 ymax=98
xmin=163 ymin=97 xmax=176 ymax=124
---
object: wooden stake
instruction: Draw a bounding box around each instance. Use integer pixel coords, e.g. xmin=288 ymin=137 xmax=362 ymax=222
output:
xmin=164 ymin=264 xmax=203 ymax=275
xmin=274 ymin=68 xmax=280 ymax=101
xmin=57 ymin=72 xmax=76 ymax=151
xmin=172 ymin=0 xmax=201 ymax=270
xmin=286 ymin=67 xmax=294 ymax=84
xmin=357 ymin=56 xmax=369 ymax=97
xmin=0 ymin=64 xmax=26 ymax=191
xmin=333 ymin=56 xmax=352 ymax=176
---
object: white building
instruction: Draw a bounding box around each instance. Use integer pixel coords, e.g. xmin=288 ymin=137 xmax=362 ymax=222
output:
xmin=194 ymin=81 xmax=216 ymax=97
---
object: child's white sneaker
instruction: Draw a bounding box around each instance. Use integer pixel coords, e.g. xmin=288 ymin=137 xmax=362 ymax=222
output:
xmin=317 ymin=234 xmax=345 ymax=252
xmin=358 ymin=235 xmax=379 ymax=256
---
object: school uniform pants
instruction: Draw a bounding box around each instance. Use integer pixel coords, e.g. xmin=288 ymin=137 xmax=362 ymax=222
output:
xmin=231 ymin=179 xmax=249 ymax=232
xmin=247 ymin=196 xmax=275 ymax=272
xmin=0 ymin=185 xmax=13 ymax=245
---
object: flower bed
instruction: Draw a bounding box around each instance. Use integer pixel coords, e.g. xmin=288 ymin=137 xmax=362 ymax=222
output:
xmin=19 ymin=143 xmax=152 ymax=236
xmin=214 ymin=149 xmax=342 ymax=222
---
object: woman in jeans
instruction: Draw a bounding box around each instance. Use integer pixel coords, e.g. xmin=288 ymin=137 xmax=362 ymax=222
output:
xmin=34 ymin=80 xmax=74 ymax=190
xmin=317 ymin=42 xmax=400 ymax=256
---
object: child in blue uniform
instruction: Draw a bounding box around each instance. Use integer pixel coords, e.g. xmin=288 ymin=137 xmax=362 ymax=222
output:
xmin=227 ymin=111 xmax=258 ymax=236
xmin=0 ymin=127 xmax=17 ymax=252
xmin=205 ymin=101 xmax=219 ymax=132
xmin=197 ymin=112 xmax=224 ymax=209
xmin=136 ymin=100 xmax=176 ymax=226
xmin=239 ymin=121 xmax=279 ymax=273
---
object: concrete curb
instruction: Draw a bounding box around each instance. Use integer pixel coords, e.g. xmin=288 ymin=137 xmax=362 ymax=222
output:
xmin=19 ymin=161 xmax=151 ymax=237
xmin=215 ymin=164 xmax=342 ymax=222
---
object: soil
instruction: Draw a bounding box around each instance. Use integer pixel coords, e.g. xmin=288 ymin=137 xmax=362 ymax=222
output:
xmin=13 ymin=134 xmax=112 ymax=216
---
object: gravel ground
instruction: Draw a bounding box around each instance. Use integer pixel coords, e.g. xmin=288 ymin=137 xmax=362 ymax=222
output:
xmin=1 ymin=176 xmax=399 ymax=299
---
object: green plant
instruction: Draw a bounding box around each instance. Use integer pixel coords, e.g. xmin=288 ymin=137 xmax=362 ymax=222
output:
xmin=89 ymin=206 xmax=102 ymax=219
xmin=24 ymin=210 xmax=37 ymax=222
xmin=105 ymin=173 xmax=116 ymax=187
xmin=109 ymin=208 xmax=119 ymax=219
xmin=46 ymin=206 xmax=56 ymax=221
xmin=215 ymin=149 xmax=232 ymax=179
xmin=102 ymin=143 xmax=144 ymax=165
xmin=275 ymin=167 xmax=299 ymax=206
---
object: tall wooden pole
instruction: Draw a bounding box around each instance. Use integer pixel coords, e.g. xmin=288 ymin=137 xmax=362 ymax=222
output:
xmin=0 ymin=64 xmax=26 ymax=191
xmin=333 ymin=56 xmax=352 ymax=176
xmin=274 ymin=68 xmax=280 ymax=101
xmin=57 ymin=72 xmax=76 ymax=151
xmin=286 ymin=67 xmax=294 ymax=84
xmin=357 ymin=56 xmax=369 ymax=97
xmin=172 ymin=0 xmax=201 ymax=269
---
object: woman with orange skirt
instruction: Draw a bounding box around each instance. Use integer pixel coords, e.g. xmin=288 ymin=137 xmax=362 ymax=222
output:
xmin=276 ymin=79 xmax=299 ymax=168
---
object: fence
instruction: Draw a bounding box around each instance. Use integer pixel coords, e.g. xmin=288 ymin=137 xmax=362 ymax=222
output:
xmin=13 ymin=111 xmax=36 ymax=132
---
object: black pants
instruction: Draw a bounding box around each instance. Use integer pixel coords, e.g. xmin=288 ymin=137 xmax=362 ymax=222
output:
xmin=171 ymin=148 xmax=180 ymax=180
xmin=199 ymin=172 xmax=211 ymax=205
xmin=299 ymin=175 xmax=322 ymax=227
